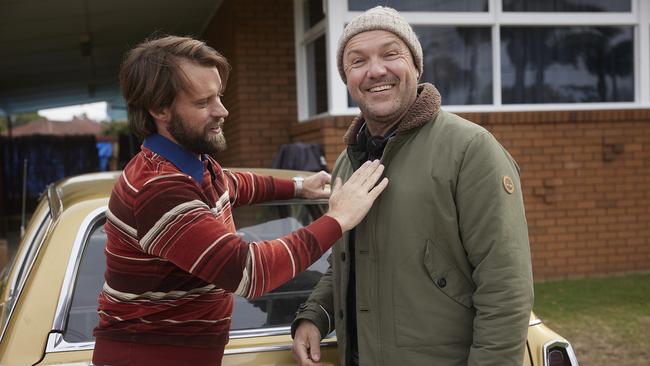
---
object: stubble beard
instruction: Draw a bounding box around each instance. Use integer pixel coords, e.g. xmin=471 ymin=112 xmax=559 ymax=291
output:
xmin=359 ymin=100 xmax=403 ymax=125
xmin=356 ymin=76 xmax=413 ymax=127
xmin=357 ymin=95 xmax=415 ymax=135
xmin=167 ymin=109 xmax=227 ymax=156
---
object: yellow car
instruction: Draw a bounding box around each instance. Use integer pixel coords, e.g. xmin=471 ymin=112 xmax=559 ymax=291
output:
xmin=0 ymin=171 xmax=578 ymax=366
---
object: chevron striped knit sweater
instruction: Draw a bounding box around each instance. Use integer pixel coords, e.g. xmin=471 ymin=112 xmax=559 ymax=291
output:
xmin=93 ymin=134 xmax=340 ymax=365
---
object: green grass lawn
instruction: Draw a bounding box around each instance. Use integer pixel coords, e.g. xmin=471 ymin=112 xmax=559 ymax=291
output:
xmin=534 ymin=273 xmax=650 ymax=366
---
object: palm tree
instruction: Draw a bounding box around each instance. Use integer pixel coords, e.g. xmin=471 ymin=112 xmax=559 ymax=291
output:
xmin=555 ymin=27 xmax=633 ymax=101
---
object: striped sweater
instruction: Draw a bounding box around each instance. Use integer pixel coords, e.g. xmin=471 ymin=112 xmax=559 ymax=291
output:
xmin=93 ymin=134 xmax=340 ymax=360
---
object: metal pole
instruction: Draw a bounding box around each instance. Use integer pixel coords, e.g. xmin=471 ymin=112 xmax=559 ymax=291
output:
xmin=6 ymin=113 xmax=13 ymax=140
xmin=20 ymin=158 xmax=27 ymax=237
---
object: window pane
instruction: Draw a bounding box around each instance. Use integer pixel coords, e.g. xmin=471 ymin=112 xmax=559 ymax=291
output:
xmin=64 ymin=218 xmax=106 ymax=343
xmin=303 ymin=0 xmax=324 ymax=30
xmin=348 ymin=91 xmax=358 ymax=108
xmin=501 ymin=27 xmax=634 ymax=104
xmin=416 ymin=26 xmax=492 ymax=105
xmin=349 ymin=0 xmax=488 ymax=11
xmin=231 ymin=202 xmax=329 ymax=330
xmin=306 ymin=35 xmax=328 ymax=116
xmin=503 ymin=0 xmax=630 ymax=12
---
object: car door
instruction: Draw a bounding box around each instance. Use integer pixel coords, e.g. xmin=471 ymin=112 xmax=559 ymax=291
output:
xmin=224 ymin=200 xmax=338 ymax=365
xmin=41 ymin=200 xmax=338 ymax=365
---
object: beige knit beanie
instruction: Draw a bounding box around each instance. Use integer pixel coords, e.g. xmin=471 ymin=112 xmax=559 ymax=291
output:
xmin=337 ymin=6 xmax=423 ymax=84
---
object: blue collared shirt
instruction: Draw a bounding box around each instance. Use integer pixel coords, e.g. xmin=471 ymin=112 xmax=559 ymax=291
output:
xmin=143 ymin=133 xmax=207 ymax=184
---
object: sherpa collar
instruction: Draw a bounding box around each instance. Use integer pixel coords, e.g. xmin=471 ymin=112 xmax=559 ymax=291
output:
xmin=343 ymin=83 xmax=441 ymax=145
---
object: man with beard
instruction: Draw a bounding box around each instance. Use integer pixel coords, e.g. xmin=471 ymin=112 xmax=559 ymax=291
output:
xmin=92 ymin=35 xmax=388 ymax=366
xmin=292 ymin=6 xmax=534 ymax=366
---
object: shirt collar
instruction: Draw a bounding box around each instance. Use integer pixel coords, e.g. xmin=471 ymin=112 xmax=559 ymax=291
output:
xmin=143 ymin=133 xmax=206 ymax=184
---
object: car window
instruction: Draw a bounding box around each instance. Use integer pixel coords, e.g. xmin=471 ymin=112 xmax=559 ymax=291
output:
xmin=230 ymin=202 xmax=329 ymax=330
xmin=60 ymin=201 xmax=328 ymax=342
xmin=63 ymin=218 xmax=106 ymax=343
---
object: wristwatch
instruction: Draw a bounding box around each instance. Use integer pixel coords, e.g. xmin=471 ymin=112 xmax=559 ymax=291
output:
xmin=292 ymin=176 xmax=304 ymax=197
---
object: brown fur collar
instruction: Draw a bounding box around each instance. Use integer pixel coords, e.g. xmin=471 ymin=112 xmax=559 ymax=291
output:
xmin=343 ymin=83 xmax=441 ymax=145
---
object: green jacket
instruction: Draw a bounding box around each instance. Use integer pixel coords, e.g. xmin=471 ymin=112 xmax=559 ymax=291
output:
xmin=293 ymin=84 xmax=534 ymax=366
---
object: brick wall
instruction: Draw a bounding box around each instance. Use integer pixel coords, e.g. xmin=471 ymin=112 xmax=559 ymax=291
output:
xmin=290 ymin=115 xmax=351 ymax=168
xmin=203 ymin=2 xmax=649 ymax=280
xmin=293 ymin=109 xmax=650 ymax=280
xmin=203 ymin=0 xmax=296 ymax=168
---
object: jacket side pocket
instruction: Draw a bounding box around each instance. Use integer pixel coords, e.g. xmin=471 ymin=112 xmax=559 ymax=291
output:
xmin=423 ymin=239 xmax=475 ymax=309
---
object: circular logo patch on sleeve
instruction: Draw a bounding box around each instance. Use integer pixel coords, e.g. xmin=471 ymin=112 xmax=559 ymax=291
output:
xmin=502 ymin=176 xmax=515 ymax=194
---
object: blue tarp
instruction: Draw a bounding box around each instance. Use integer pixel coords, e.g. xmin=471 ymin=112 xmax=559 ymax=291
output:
xmin=96 ymin=141 xmax=112 ymax=171
xmin=0 ymin=135 xmax=99 ymax=214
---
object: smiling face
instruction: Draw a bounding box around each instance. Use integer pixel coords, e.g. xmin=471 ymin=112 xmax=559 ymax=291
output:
xmin=158 ymin=60 xmax=229 ymax=156
xmin=343 ymin=30 xmax=419 ymax=135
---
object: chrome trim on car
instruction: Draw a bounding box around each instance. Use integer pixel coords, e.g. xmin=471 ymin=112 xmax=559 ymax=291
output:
xmin=529 ymin=318 xmax=542 ymax=326
xmin=47 ymin=183 xmax=64 ymax=220
xmin=543 ymin=339 xmax=580 ymax=366
xmin=224 ymin=340 xmax=337 ymax=355
xmin=229 ymin=326 xmax=292 ymax=339
xmin=46 ymin=332 xmax=95 ymax=353
xmin=0 ymin=210 xmax=51 ymax=344
xmin=50 ymin=207 xmax=106 ymax=338
xmin=44 ymin=328 xmax=335 ymax=354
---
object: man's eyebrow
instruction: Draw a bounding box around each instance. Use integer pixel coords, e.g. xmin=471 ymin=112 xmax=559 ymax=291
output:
xmin=345 ymin=49 xmax=362 ymax=58
xmin=192 ymin=93 xmax=213 ymax=102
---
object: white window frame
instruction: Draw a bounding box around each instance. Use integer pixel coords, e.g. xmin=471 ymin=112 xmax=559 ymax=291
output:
xmin=294 ymin=0 xmax=329 ymax=120
xmin=295 ymin=0 xmax=650 ymax=121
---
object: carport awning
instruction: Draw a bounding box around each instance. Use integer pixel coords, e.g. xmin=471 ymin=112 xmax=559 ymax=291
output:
xmin=0 ymin=0 xmax=223 ymax=115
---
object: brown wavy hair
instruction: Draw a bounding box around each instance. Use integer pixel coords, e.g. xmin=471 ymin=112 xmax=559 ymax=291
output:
xmin=119 ymin=35 xmax=230 ymax=139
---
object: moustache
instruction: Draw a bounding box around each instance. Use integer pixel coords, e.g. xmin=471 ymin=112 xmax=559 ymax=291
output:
xmin=207 ymin=119 xmax=225 ymax=130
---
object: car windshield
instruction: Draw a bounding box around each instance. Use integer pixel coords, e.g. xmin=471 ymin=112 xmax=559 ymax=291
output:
xmin=62 ymin=200 xmax=328 ymax=343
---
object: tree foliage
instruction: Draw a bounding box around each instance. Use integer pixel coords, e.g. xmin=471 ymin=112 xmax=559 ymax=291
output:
xmin=101 ymin=120 xmax=129 ymax=136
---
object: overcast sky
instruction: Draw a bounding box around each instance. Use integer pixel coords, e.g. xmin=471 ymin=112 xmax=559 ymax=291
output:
xmin=38 ymin=102 xmax=109 ymax=122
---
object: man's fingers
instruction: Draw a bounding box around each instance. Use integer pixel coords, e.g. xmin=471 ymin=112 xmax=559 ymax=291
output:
xmin=296 ymin=344 xmax=312 ymax=366
xmin=317 ymin=170 xmax=331 ymax=184
xmin=294 ymin=341 xmax=320 ymax=366
xmin=308 ymin=335 xmax=321 ymax=362
xmin=369 ymin=177 xmax=389 ymax=198
xmin=294 ymin=343 xmax=313 ymax=365
xmin=292 ymin=321 xmax=323 ymax=366
xmin=347 ymin=160 xmax=377 ymax=185
xmin=361 ymin=163 xmax=385 ymax=190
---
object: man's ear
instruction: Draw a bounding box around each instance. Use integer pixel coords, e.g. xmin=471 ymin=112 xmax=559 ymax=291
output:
xmin=148 ymin=106 xmax=171 ymax=125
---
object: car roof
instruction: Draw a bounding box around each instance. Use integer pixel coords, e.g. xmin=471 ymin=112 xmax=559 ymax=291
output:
xmin=47 ymin=168 xmax=317 ymax=219
xmin=47 ymin=171 xmax=120 ymax=219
